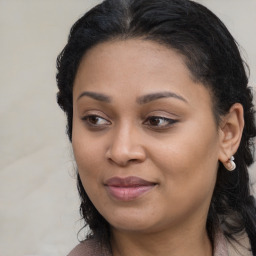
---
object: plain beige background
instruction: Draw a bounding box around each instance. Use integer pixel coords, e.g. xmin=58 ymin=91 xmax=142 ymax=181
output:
xmin=0 ymin=0 xmax=255 ymax=255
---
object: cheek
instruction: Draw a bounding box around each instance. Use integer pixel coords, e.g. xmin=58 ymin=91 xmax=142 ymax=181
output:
xmin=150 ymin=135 xmax=219 ymax=220
xmin=72 ymin=123 xmax=104 ymax=182
xmin=149 ymin=119 xmax=219 ymax=194
xmin=72 ymin=134 xmax=106 ymax=209
xmin=72 ymin=126 xmax=113 ymax=218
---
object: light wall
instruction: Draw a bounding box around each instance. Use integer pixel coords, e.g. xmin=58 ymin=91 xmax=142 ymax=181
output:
xmin=0 ymin=1 xmax=255 ymax=255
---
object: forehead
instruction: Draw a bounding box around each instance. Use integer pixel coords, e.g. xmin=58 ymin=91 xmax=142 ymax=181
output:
xmin=73 ymin=39 xmax=213 ymax=110
xmin=75 ymin=39 xmax=192 ymax=87
xmin=78 ymin=39 xmax=190 ymax=73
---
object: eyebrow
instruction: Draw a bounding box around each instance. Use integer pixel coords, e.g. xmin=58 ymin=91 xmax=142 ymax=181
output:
xmin=136 ymin=91 xmax=188 ymax=104
xmin=77 ymin=91 xmax=111 ymax=103
xmin=77 ymin=91 xmax=188 ymax=104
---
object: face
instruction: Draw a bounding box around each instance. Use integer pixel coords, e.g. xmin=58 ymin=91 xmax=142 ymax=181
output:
xmin=72 ymin=39 xmax=221 ymax=234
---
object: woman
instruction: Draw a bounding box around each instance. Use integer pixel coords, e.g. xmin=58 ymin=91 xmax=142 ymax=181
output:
xmin=56 ymin=0 xmax=256 ymax=255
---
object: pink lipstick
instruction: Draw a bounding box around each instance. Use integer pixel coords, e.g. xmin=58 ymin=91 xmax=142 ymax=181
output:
xmin=105 ymin=176 xmax=156 ymax=201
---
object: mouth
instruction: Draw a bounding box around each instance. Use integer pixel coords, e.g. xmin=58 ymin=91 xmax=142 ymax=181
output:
xmin=104 ymin=176 xmax=157 ymax=201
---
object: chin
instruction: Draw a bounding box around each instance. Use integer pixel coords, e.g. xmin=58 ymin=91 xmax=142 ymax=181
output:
xmin=105 ymin=209 xmax=164 ymax=234
xmin=106 ymin=211 xmax=144 ymax=228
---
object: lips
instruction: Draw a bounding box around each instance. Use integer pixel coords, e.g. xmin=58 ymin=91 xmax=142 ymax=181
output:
xmin=105 ymin=176 xmax=156 ymax=201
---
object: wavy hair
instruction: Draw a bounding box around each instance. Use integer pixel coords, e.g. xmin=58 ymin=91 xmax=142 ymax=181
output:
xmin=56 ymin=0 xmax=256 ymax=253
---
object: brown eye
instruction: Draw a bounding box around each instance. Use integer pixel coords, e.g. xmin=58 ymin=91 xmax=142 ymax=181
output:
xmin=88 ymin=116 xmax=101 ymax=124
xmin=148 ymin=117 xmax=162 ymax=126
xmin=144 ymin=116 xmax=178 ymax=128
xmin=82 ymin=115 xmax=111 ymax=127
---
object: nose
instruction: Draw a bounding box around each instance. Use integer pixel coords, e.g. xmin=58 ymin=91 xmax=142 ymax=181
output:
xmin=105 ymin=123 xmax=146 ymax=166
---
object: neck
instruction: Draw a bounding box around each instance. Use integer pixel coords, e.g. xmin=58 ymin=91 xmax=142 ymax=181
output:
xmin=111 ymin=225 xmax=212 ymax=256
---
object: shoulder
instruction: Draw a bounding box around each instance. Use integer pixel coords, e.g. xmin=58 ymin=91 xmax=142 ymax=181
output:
xmin=214 ymin=230 xmax=253 ymax=256
xmin=227 ymin=231 xmax=253 ymax=256
xmin=67 ymin=238 xmax=111 ymax=256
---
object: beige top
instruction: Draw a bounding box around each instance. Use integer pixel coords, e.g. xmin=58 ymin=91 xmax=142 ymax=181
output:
xmin=67 ymin=231 xmax=252 ymax=256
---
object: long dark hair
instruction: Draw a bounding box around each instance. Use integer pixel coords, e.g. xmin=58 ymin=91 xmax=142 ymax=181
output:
xmin=56 ymin=0 xmax=256 ymax=253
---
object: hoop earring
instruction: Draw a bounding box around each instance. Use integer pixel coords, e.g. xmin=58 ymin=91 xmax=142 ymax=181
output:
xmin=225 ymin=156 xmax=236 ymax=171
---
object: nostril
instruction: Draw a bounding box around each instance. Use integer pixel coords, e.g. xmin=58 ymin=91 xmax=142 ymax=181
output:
xmin=107 ymin=157 xmax=128 ymax=167
xmin=129 ymin=158 xmax=142 ymax=163
xmin=107 ymin=154 xmax=145 ymax=167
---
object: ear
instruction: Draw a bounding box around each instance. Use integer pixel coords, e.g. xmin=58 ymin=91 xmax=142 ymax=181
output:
xmin=218 ymin=103 xmax=244 ymax=165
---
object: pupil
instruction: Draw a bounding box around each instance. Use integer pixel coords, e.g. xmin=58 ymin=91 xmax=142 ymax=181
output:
xmin=90 ymin=116 xmax=98 ymax=124
xmin=150 ymin=117 xmax=160 ymax=125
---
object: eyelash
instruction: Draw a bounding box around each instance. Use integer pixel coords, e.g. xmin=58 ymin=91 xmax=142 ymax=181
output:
xmin=143 ymin=116 xmax=178 ymax=129
xmin=82 ymin=115 xmax=111 ymax=129
xmin=81 ymin=115 xmax=178 ymax=130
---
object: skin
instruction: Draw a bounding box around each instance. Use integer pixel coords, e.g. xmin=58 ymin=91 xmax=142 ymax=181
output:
xmin=72 ymin=39 xmax=244 ymax=256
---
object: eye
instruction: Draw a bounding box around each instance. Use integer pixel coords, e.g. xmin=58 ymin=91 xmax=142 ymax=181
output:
xmin=82 ymin=115 xmax=111 ymax=128
xmin=143 ymin=116 xmax=178 ymax=128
